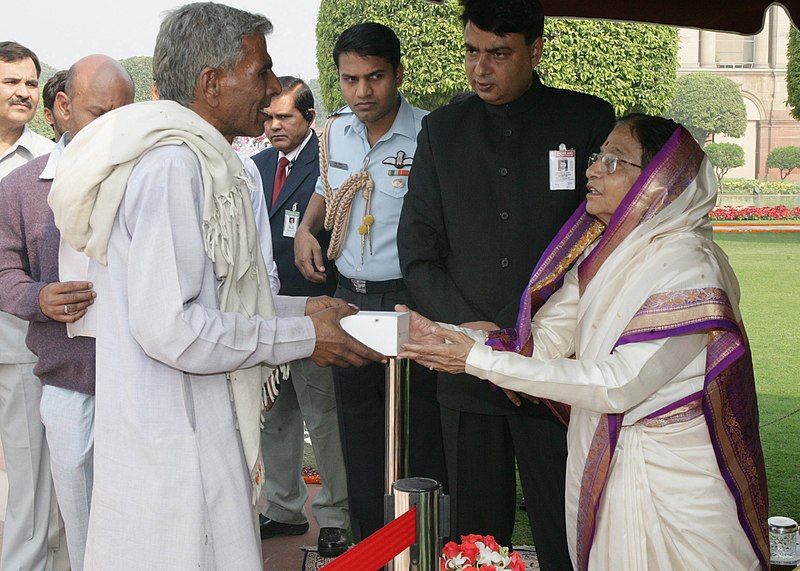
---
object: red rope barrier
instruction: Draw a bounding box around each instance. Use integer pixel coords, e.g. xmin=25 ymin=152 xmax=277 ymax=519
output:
xmin=321 ymin=506 xmax=417 ymax=571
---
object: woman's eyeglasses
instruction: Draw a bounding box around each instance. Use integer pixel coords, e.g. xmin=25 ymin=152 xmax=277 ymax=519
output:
xmin=588 ymin=153 xmax=642 ymax=175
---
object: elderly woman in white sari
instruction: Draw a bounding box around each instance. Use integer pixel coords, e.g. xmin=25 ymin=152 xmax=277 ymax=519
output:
xmin=399 ymin=114 xmax=769 ymax=570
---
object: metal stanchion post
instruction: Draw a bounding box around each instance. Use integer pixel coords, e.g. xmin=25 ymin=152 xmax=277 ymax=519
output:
xmin=384 ymin=357 xmax=410 ymax=571
xmin=387 ymin=478 xmax=448 ymax=571
xmin=385 ymin=357 xmax=410 ymax=496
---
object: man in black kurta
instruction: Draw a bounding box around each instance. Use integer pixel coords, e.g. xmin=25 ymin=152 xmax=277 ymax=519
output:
xmin=397 ymin=0 xmax=614 ymax=568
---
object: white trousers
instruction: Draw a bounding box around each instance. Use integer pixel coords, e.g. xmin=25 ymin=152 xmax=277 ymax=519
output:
xmin=40 ymin=385 xmax=95 ymax=571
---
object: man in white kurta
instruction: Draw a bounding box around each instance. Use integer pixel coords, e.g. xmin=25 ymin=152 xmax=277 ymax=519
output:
xmin=47 ymin=5 xmax=383 ymax=570
xmin=88 ymin=142 xmax=317 ymax=568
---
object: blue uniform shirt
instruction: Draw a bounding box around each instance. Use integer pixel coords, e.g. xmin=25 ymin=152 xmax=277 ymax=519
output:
xmin=315 ymin=94 xmax=426 ymax=281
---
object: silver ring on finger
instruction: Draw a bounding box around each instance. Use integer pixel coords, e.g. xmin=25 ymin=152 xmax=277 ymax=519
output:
xmin=64 ymin=304 xmax=70 ymax=315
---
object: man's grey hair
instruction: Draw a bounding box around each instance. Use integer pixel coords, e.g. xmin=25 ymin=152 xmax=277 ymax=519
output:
xmin=153 ymin=2 xmax=272 ymax=107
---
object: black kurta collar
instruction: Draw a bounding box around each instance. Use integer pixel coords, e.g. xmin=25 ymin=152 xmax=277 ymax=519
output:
xmin=483 ymin=71 xmax=543 ymax=119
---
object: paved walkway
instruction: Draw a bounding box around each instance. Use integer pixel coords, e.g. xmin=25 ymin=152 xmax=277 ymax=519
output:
xmin=262 ymin=485 xmax=323 ymax=571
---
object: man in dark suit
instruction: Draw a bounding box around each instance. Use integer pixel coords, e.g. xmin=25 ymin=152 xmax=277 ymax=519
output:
xmin=398 ymin=0 xmax=615 ymax=569
xmin=252 ymin=77 xmax=349 ymax=558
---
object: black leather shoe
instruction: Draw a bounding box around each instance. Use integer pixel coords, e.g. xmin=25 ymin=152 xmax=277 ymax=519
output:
xmin=317 ymin=527 xmax=348 ymax=558
xmin=259 ymin=516 xmax=309 ymax=540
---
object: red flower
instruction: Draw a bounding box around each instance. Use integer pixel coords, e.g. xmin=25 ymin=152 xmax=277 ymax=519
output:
xmin=482 ymin=535 xmax=501 ymax=552
xmin=460 ymin=540 xmax=479 ymax=563
xmin=509 ymin=551 xmax=526 ymax=571
xmin=442 ymin=541 xmax=461 ymax=560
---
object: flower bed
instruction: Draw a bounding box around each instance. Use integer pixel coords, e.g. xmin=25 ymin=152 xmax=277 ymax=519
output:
xmin=709 ymin=205 xmax=800 ymax=221
xmin=719 ymin=179 xmax=800 ymax=195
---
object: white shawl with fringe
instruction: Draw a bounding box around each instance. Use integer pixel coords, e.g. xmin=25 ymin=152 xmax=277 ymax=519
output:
xmin=48 ymin=99 xmax=282 ymax=502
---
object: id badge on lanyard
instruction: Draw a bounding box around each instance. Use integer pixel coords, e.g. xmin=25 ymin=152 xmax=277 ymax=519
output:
xmin=283 ymin=202 xmax=300 ymax=238
xmin=549 ymin=144 xmax=576 ymax=190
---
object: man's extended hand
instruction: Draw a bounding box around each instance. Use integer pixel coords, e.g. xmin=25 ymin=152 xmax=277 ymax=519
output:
xmin=305 ymin=295 xmax=348 ymax=316
xmin=294 ymin=226 xmax=328 ymax=284
xmin=39 ymin=281 xmax=95 ymax=323
xmin=309 ymin=303 xmax=385 ymax=367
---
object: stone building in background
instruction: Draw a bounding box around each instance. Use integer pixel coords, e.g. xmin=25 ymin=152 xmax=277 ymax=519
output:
xmin=679 ymin=6 xmax=798 ymax=180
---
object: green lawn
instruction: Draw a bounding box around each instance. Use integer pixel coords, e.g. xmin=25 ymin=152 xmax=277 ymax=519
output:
xmin=513 ymin=232 xmax=800 ymax=545
xmin=716 ymin=233 xmax=800 ymax=520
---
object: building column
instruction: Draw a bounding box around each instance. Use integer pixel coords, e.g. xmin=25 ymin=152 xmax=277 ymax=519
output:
xmin=699 ymin=30 xmax=716 ymax=68
xmin=753 ymin=16 xmax=770 ymax=68
xmin=680 ymin=29 xmax=701 ymax=68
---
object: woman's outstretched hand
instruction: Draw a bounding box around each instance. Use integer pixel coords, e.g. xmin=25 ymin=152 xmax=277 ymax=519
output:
xmin=395 ymin=304 xmax=444 ymax=346
xmin=395 ymin=304 xmax=475 ymax=374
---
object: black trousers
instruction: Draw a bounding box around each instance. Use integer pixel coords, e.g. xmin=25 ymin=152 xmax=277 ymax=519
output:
xmin=332 ymin=285 xmax=448 ymax=542
xmin=440 ymin=404 xmax=572 ymax=571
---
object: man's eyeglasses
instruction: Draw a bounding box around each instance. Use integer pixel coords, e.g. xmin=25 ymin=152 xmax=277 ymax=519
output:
xmin=588 ymin=153 xmax=642 ymax=175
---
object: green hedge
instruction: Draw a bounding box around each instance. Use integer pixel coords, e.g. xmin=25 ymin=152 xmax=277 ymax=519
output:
xmin=719 ymin=178 xmax=800 ymax=195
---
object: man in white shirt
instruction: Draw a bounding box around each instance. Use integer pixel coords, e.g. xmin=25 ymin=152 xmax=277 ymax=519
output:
xmin=0 ymin=42 xmax=53 ymax=176
xmin=0 ymin=41 xmax=65 ymax=571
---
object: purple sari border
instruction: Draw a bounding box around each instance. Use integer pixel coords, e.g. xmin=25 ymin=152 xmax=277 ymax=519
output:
xmin=607 ymin=414 xmax=620 ymax=453
xmin=529 ymin=201 xmax=592 ymax=279
xmin=702 ymin=380 xmax=769 ymax=571
xmin=485 ymin=327 xmax=521 ymax=352
xmin=704 ymin=403 xmax=753 ymax=559
xmin=495 ymin=205 xmax=601 ymax=357
xmin=706 ymin=338 xmax=746 ymax=383
xmin=607 ymin=127 xmax=686 ymax=227
xmin=644 ymin=390 xmax=703 ymax=420
xmin=615 ymin=318 xmax=736 ymax=348
xmin=580 ymin=413 xmax=622 ymax=571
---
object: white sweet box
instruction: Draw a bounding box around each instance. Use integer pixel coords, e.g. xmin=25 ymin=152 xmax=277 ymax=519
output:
xmin=340 ymin=311 xmax=410 ymax=357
